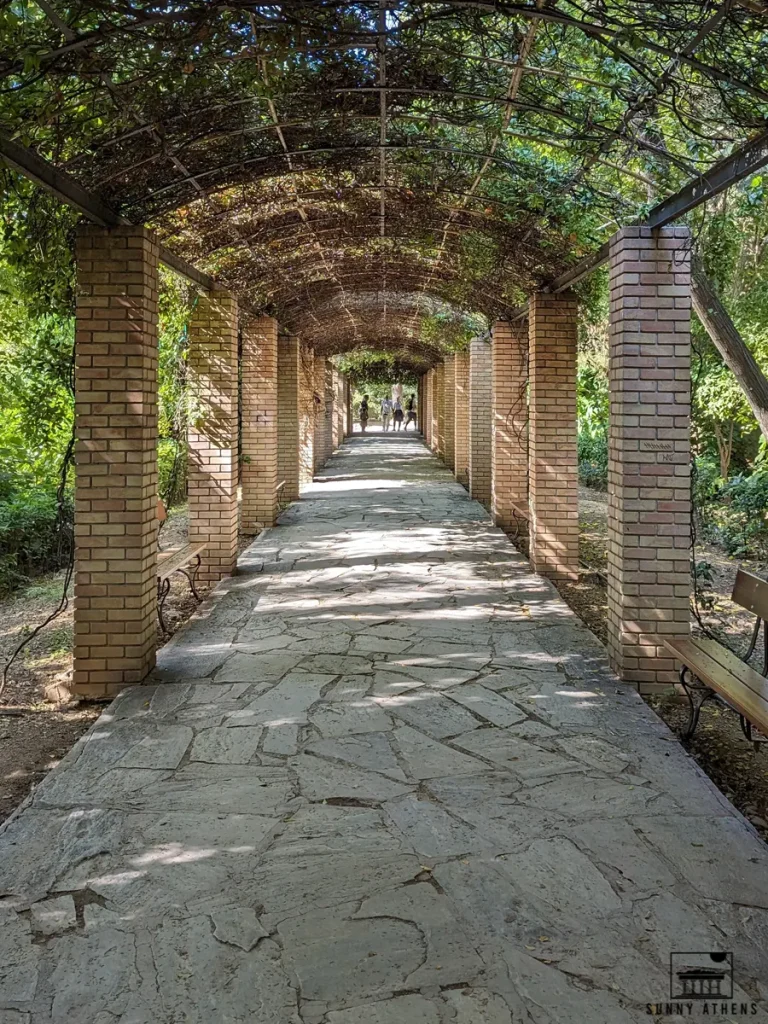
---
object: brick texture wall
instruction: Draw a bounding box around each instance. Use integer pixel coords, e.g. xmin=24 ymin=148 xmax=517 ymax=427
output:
xmin=454 ymin=352 xmax=470 ymax=487
xmin=73 ymin=225 xmax=159 ymax=698
xmin=607 ymin=226 xmax=691 ymax=691
xmin=469 ymin=338 xmax=492 ymax=508
xmin=443 ymin=355 xmax=456 ymax=471
xmin=435 ymin=363 xmax=445 ymax=458
xmin=428 ymin=370 xmax=434 ymax=446
xmin=492 ymin=319 xmax=528 ymax=534
xmin=188 ymin=288 xmax=240 ymax=585
xmin=529 ymin=292 xmax=579 ymax=579
xmin=313 ymin=356 xmax=330 ymax=470
xmin=241 ymin=315 xmax=279 ymax=531
xmin=323 ymin=359 xmax=335 ymax=460
xmin=345 ymin=379 xmax=353 ymax=437
xmin=299 ymin=344 xmax=315 ymax=488
xmin=333 ymin=370 xmax=345 ymax=448
xmin=277 ymin=334 xmax=301 ymax=503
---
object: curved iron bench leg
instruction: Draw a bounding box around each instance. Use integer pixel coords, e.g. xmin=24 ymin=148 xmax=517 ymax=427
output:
xmin=679 ymin=665 xmax=715 ymax=741
xmin=176 ymin=554 xmax=203 ymax=603
xmin=157 ymin=576 xmax=172 ymax=633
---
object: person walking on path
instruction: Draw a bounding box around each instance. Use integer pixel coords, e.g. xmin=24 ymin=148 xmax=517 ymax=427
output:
xmin=380 ymin=396 xmax=393 ymax=431
xmin=404 ymin=394 xmax=417 ymax=430
xmin=359 ymin=395 xmax=370 ymax=433
xmin=393 ymin=398 xmax=404 ymax=431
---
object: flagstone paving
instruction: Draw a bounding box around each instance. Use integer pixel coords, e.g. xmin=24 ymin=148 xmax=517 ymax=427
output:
xmin=2 ymin=433 xmax=768 ymax=1022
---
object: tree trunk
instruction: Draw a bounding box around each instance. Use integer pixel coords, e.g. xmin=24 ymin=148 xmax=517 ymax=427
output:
xmin=712 ymin=420 xmax=734 ymax=479
xmin=691 ymin=255 xmax=768 ymax=443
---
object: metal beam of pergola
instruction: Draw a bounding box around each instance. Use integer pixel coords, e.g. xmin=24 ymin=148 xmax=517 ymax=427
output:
xmin=0 ymin=130 xmax=216 ymax=294
xmin=507 ymin=127 xmax=768 ymax=318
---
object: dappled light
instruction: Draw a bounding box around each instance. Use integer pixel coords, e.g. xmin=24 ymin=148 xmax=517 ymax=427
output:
xmin=3 ymin=431 xmax=768 ymax=1021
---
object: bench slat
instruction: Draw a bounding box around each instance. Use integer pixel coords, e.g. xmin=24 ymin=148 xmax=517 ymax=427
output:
xmin=732 ymin=568 xmax=768 ymax=620
xmin=157 ymin=543 xmax=207 ymax=580
xmin=663 ymin=637 xmax=768 ymax=734
xmin=693 ymin=638 xmax=768 ymax=705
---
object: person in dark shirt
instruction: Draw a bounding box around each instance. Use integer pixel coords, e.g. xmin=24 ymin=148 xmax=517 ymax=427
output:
xmin=404 ymin=394 xmax=417 ymax=430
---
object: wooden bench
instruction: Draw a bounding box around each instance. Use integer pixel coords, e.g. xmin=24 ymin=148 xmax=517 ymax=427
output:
xmin=662 ymin=568 xmax=768 ymax=744
xmin=156 ymin=543 xmax=208 ymax=633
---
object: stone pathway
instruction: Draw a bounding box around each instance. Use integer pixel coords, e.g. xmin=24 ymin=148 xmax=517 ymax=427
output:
xmin=2 ymin=433 xmax=768 ymax=1023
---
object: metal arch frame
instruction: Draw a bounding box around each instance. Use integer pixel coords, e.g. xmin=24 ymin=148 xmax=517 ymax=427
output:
xmin=5 ymin=122 xmax=768 ymax=317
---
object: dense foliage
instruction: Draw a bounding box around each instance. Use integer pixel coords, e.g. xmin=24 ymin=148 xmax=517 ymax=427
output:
xmin=0 ymin=234 xmax=192 ymax=593
xmin=576 ymin=175 xmax=768 ymax=559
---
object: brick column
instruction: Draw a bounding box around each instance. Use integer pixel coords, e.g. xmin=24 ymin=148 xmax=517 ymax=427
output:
xmin=313 ymin=356 xmax=333 ymax=469
xmin=529 ymin=292 xmax=579 ymax=579
xmin=345 ymin=379 xmax=353 ymax=437
xmin=73 ymin=225 xmax=159 ymax=698
xmin=492 ymin=319 xmax=528 ymax=535
xmin=324 ymin=360 xmax=335 ymax=457
xmin=299 ymin=344 xmax=315 ymax=487
xmin=435 ymin=363 xmax=445 ymax=457
xmin=333 ymin=370 xmax=345 ymax=448
xmin=424 ymin=372 xmax=432 ymax=446
xmin=429 ymin=369 xmax=438 ymax=450
xmin=277 ymin=334 xmax=301 ymax=503
xmin=241 ymin=315 xmax=278 ymax=531
xmin=607 ymin=226 xmax=691 ymax=691
xmin=454 ymin=352 xmax=470 ymax=487
xmin=469 ymin=337 xmax=492 ymax=508
xmin=188 ymin=288 xmax=239 ymax=584
xmin=418 ymin=377 xmax=425 ymax=436
xmin=443 ymin=356 xmax=456 ymax=471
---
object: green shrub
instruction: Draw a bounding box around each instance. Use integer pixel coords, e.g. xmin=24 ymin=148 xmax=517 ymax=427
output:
xmin=698 ymin=468 xmax=768 ymax=558
xmin=0 ymin=488 xmax=71 ymax=593
xmin=692 ymin=455 xmax=723 ymax=507
xmin=158 ymin=438 xmax=187 ymax=508
xmin=578 ymin=432 xmax=608 ymax=490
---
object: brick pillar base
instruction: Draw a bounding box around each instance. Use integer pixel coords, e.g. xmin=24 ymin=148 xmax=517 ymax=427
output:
xmin=278 ymin=334 xmax=300 ymax=503
xmin=492 ymin=320 xmax=528 ymax=534
xmin=529 ymin=293 xmax=579 ymax=579
xmin=299 ymin=344 xmax=315 ymax=487
xmin=454 ymin=352 xmax=470 ymax=487
xmin=242 ymin=316 xmax=279 ymax=531
xmin=188 ymin=288 xmax=239 ymax=584
xmin=73 ymin=225 xmax=159 ymax=698
xmin=444 ymin=355 xmax=456 ymax=471
xmin=469 ymin=338 xmax=492 ymax=508
xmin=607 ymin=226 xmax=691 ymax=691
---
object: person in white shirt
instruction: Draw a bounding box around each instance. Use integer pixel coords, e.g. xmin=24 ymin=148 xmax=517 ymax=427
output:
xmin=380 ymin=396 xmax=393 ymax=431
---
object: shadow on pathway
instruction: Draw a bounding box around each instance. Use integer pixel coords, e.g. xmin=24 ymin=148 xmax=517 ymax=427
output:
xmin=2 ymin=434 xmax=767 ymax=1022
